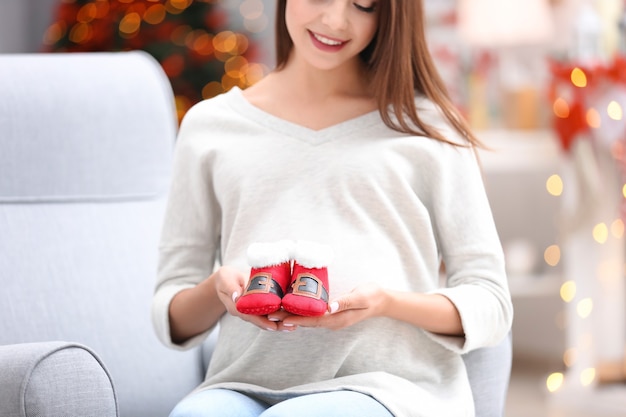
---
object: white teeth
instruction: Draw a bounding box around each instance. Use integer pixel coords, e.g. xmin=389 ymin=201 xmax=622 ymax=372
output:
xmin=313 ymin=32 xmax=343 ymax=46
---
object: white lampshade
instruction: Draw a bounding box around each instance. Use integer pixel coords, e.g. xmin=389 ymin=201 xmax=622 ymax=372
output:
xmin=458 ymin=0 xmax=555 ymax=47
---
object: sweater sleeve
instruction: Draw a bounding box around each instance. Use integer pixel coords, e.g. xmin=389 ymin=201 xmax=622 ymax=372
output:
xmin=151 ymin=103 xmax=221 ymax=350
xmin=424 ymin=139 xmax=513 ymax=354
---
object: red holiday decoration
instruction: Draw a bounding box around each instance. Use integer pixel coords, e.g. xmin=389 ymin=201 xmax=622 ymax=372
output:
xmin=549 ymin=55 xmax=626 ymax=219
xmin=549 ymin=56 xmax=626 ymax=152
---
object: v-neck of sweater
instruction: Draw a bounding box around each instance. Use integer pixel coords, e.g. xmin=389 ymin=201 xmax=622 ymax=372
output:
xmin=225 ymin=86 xmax=382 ymax=145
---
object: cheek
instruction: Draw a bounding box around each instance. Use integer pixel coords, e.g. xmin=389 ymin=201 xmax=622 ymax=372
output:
xmin=355 ymin=13 xmax=378 ymax=41
xmin=284 ymin=17 xmax=295 ymax=42
xmin=360 ymin=22 xmax=378 ymax=47
xmin=284 ymin=3 xmax=306 ymax=40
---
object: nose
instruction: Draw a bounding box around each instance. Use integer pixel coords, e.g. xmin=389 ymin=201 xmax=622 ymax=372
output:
xmin=321 ymin=1 xmax=349 ymax=32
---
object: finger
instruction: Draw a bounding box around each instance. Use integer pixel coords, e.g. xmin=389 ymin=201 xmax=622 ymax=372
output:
xmin=331 ymin=295 xmax=354 ymax=314
xmin=267 ymin=309 xmax=297 ymax=322
xmin=329 ymin=297 xmax=354 ymax=314
xmin=222 ymin=281 xmax=245 ymax=303
xmin=282 ymin=315 xmax=324 ymax=328
xmin=265 ymin=310 xmax=299 ymax=331
xmin=218 ymin=289 xmax=241 ymax=313
xmin=276 ymin=322 xmax=298 ymax=332
xmin=329 ymin=292 xmax=370 ymax=314
xmin=240 ymin=313 xmax=280 ymax=332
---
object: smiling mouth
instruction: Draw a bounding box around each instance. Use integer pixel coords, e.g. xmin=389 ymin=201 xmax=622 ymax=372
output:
xmin=310 ymin=31 xmax=346 ymax=46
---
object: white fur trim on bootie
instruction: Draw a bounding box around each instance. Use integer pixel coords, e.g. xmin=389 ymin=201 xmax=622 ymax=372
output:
xmin=247 ymin=240 xmax=294 ymax=267
xmin=292 ymin=240 xmax=333 ymax=268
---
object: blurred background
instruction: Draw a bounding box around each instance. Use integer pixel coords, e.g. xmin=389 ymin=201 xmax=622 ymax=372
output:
xmin=0 ymin=0 xmax=276 ymax=120
xmin=1 ymin=0 xmax=625 ymax=415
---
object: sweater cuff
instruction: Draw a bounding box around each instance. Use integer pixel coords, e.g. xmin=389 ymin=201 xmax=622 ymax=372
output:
xmin=426 ymin=285 xmax=512 ymax=354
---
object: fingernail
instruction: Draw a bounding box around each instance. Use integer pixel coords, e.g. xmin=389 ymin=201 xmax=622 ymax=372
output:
xmin=283 ymin=323 xmax=295 ymax=327
xmin=329 ymin=301 xmax=339 ymax=314
xmin=231 ymin=292 xmax=238 ymax=302
xmin=265 ymin=327 xmax=276 ymax=332
xmin=268 ymin=317 xmax=280 ymax=322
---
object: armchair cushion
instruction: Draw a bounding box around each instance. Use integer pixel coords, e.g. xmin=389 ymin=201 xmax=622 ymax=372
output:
xmin=0 ymin=341 xmax=117 ymax=417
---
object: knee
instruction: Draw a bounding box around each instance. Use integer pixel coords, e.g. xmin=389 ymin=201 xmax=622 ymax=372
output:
xmin=169 ymin=389 xmax=267 ymax=417
xmin=168 ymin=391 xmax=215 ymax=417
xmin=169 ymin=402 xmax=204 ymax=417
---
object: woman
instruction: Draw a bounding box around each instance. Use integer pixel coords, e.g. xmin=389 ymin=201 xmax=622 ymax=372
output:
xmin=152 ymin=1 xmax=513 ymax=416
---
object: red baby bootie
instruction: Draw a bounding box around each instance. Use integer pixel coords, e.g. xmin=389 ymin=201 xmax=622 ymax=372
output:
xmin=282 ymin=241 xmax=333 ymax=317
xmin=236 ymin=240 xmax=294 ymax=316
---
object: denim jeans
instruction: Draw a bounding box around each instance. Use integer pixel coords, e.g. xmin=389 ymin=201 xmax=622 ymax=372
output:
xmin=169 ymin=388 xmax=394 ymax=417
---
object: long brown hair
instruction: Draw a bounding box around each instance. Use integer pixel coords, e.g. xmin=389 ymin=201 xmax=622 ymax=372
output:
xmin=274 ymin=0 xmax=482 ymax=148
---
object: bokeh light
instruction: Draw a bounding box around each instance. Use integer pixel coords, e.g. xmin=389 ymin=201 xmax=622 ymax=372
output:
xmin=576 ymin=298 xmax=593 ymax=319
xmin=586 ymin=108 xmax=601 ymax=128
xmin=546 ymin=174 xmax=563 ymax=196
xmin=570 ymin=67 xmax=587 ymax=87
xmin=144 ymin=4 xmax=167 ymax=25
xmin=607 ymin=100 xmax=623 ymax=121
xmin=611 ymin=219 xmax=624 ymax=238
xmin=563 ymin=348 xmax=578 ymax=367
xmin=580 ymin=368 xmax=596 ymax=386
xmin=560 ymin=280 xmax=576 ymax=303
xmin=546 ymin=372 xmax=564 ymax=392
xmin=119 ymin=12 xmax=142 ymax=38
xmin=553 ymin=97 xmax=570 ymax=118
xmin=592 ymin=223 xmax=609 ymax=243
xmin=544 ymin=244 xmax=561 ymax=267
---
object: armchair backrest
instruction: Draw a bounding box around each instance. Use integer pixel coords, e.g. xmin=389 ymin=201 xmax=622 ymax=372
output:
xmin=0 ymin=51 xmax=203 ymax=417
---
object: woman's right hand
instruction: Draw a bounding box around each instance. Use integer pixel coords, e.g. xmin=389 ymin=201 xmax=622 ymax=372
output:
xmin=214 ymin=266 xmax=288 ymax=332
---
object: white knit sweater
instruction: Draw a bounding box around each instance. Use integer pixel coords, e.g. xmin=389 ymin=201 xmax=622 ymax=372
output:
xmin=152 ymin=87 xmax=513 ymax=417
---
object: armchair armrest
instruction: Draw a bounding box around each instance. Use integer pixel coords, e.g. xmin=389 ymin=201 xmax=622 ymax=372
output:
xmin=0 ymin=341 xmax=118 ymax=417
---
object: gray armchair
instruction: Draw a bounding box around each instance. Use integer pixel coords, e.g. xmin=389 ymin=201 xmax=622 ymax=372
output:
xmin=0 ymin=51 xmax=511 ymax=417
xmin=0 ymin=51 xmax=204 ymax=417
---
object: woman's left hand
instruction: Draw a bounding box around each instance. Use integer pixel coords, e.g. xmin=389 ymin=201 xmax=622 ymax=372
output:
xmin=270 ymin=283 xmax=388 ymax=331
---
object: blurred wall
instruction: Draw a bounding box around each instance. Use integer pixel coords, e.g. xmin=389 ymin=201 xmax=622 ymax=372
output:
xmin=0 ymin=0 xmax=57 ymax=53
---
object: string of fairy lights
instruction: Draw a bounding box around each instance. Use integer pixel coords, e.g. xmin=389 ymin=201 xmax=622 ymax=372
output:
xmin=542 ymin=56 xmax=626 ymax=395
